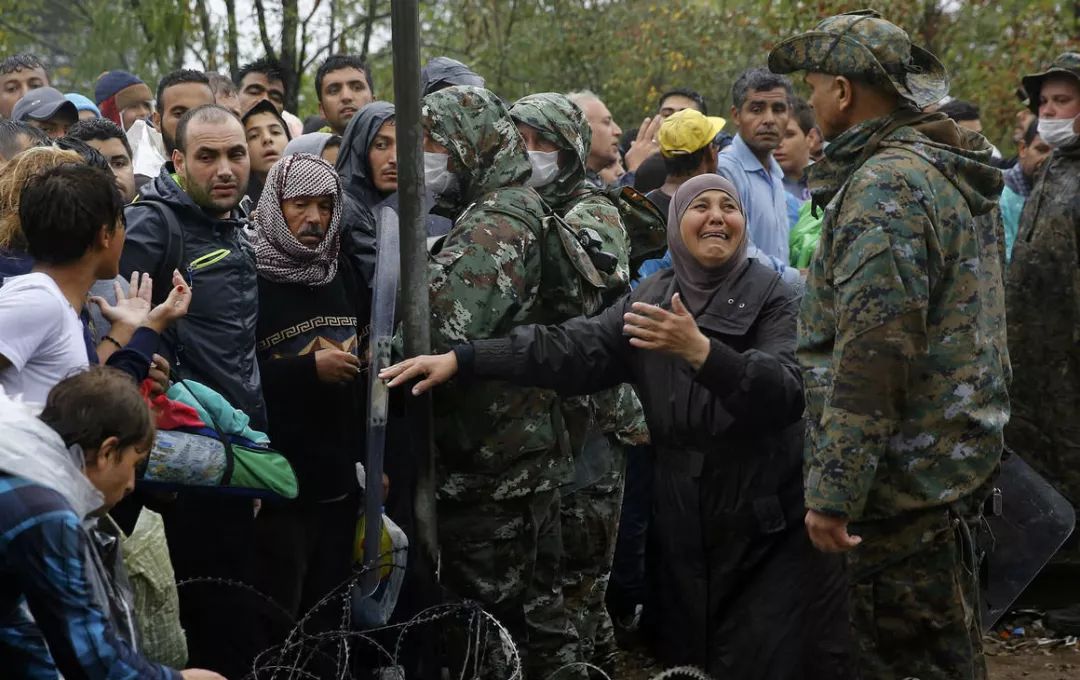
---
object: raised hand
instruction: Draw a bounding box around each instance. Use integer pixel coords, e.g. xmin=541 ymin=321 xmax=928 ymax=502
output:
xmin=90 ymin=271 xmax=153 ymax=333
xmin=623 ymin=114 xmax=663 ymax=172
xmin=143 ymin=270 xmax=192 ymax=333
xmin=623 ymin=293 xmax=711 ymax=369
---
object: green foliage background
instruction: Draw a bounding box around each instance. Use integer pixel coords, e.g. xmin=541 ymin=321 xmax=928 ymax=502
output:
xmin=1 ymin=0 xmax=1075 ymax=150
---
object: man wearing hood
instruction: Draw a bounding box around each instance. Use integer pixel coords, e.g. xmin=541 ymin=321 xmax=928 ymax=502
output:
xmin=1005 ymin=53 xmax=1080 ymax=571
xmin=249 ymin=152 xmax=368 ymax=639
xmin=335 ymin=101 xmax=396 ymax=285
xmin=509 ymin=92 xmax=648 ymax=665
xmin=421 ymin=85 xmax=585 ymax=679
xmin=120 ymin=104 xmax=265 ymax=677
xmin=420 ymin=56 xmax=484 ymax=95
xmin=770 ymin=10 xmax=1009 ymax=678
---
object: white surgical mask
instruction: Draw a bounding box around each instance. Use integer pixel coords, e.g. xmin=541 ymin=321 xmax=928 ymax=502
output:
xmin=1037 ymin=114 xmax=1080 ymax=149
xmin=424 ymin=151 xmax=458 ymax=196
xmin=526 ymin=150 xmax=560 ymax=188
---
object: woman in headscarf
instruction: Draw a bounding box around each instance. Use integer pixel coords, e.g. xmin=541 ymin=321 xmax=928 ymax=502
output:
xmin=380 ymin=174 xmax=851 ymax=679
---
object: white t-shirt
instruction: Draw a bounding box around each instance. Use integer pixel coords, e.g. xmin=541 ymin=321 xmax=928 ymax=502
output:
xmin=0 ymin=273 xmax=89 ymax=405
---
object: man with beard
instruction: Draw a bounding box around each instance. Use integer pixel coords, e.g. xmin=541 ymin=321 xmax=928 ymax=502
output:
xmin=153 ymin=70 xmax=215 ymax=156
xmin=335 ymin=101 xmax=396 ymax=285
xmin=119 ymin=104 xmax=265 ymax=678
xmin=716 ymin=68 xmax=794 ymax=262
xmin=315 ymin=55 xmax=374 ymax=135
xmin=249 ymin=152 xmax=368 ymax=639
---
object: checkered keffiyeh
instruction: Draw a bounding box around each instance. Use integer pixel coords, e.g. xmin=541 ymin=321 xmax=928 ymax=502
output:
xmin=250 ymin=153 xmax=343 ymax=287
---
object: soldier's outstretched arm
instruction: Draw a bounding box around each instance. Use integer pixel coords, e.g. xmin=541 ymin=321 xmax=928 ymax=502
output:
xmin=805 ymin=167 xmax=933 ymax=519
xmin=427 ymin=211 xmax=540 ymax=350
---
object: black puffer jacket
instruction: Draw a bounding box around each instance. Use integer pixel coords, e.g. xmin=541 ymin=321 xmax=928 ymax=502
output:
xmin=462 ymin=262 xmax=850 ymax=678
xmin=120 ymin=167 xmax=265 ymax=428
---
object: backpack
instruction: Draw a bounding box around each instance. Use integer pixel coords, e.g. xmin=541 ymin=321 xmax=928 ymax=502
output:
xmin=132 ymin=199 xmax=186 ymax=305
xmin=587 ymin=184 xmax=667 ymax=273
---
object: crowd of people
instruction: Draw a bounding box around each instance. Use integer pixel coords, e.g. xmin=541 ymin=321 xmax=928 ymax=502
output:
xmin=0 ymin=7 xmax=1078 ymax=680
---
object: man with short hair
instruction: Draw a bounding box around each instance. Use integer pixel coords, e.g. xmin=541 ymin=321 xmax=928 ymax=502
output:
xmin=649 ymin=108 xmax=724 ymax=216
xmin=0 ymin=119 xmax=47 ymax=162
xmin=250 ymin=152 xmax=368 ymax=638
xmin=0 ymin=367 xmax=222 ymax=680
xmin=206 ymin=72 xmax=241 ymax=117
xmin=774 ymin=96 xmax=819 ymax=203
xmin=770 ymin=10 xmax=1009 ymax=677
xmin=1000 ymin=119 xmax=1052 ymax=260
xmin=939 ymin=99 xmax=983 ymax=133
xmin=568 ymin=90 xmax=660 ymax=188
xmin=716 ymin=67 xmax=793 ymax=263
xmin=1005 ymin=53 xmax=1080 ymax=542
xmin=11 ymin=87 xmax=76 ymax=139
xmin=315 ymin=55 xmax=374 ymax=135
xmin=0 ymin=54 xmax=48 ymax=119
xmin=94 ymin=71 xmax=153 ymax=131
xmin=656 ymin=87 xmax=707 ymax=119
xmin=236 ymin=58 xmax=286 ymax=113
xmin=120 ymin=104 xmax=264 ymax=677
xmin=68 ymin=118 xmax=138 ymax=203
xmin=153 ymin=70 xmax=215 ymax=155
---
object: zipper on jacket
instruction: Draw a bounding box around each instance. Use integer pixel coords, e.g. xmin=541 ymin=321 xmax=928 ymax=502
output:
xmin=185 ymin=248 xmax=231 ymax=288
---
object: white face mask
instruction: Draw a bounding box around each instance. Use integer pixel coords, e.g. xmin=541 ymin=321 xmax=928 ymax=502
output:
xmin=526 ymin=150 xmax=560 ymax=188
xmin=1037 ymin=114 xmax=1080 ymax=149
xmin=424 ymin=151 xmax=458 ymax=196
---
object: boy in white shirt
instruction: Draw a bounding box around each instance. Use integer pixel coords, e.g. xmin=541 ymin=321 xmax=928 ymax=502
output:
xmin=0 ymin=163 xmax=189 ymax=404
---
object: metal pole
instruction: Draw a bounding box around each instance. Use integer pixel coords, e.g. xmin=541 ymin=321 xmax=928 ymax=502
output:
xmin=390 ymin=0 xmax=439 ymax=578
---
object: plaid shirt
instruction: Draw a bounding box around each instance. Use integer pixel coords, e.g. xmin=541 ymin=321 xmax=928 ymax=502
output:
xmin=0 ymin=474 xmax=179 ymax=679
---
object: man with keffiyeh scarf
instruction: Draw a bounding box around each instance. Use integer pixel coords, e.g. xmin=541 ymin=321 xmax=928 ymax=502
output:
xmin=247 ymin=152 xmax=370 ymax=638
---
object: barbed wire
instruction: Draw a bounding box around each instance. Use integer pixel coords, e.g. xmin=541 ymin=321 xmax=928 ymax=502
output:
xmin=177 ymin=553 xmax=713 ymax=680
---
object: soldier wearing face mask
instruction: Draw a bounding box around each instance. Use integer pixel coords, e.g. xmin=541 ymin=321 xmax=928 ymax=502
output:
xmin=509 ymin=92 xmax=649 ymax=665
xmin=419 ymin=85 xmax=589 ymax=680
xmin=1005 ymin=53 xmax=1080 ymax=542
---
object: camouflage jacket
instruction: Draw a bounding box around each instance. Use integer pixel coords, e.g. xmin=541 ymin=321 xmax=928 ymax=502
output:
xmin=799 ymin=111 xmax=1009 ymax=521
xmin=423 ymin=86 xmax=573 ymax=501
xmin=1005 ymin=140 xmax=1080 ymax=504
xmin=511 ymin=93 xmax=649 ymax=450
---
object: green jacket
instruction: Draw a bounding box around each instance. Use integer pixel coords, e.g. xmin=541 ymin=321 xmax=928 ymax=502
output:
xmin=799 ymin=111 xmax=1009 ymax=521
xmin=423 ymin=86 xmax=571 ymax=501
xmin=511 ymin=93 xmax=649 ymax=449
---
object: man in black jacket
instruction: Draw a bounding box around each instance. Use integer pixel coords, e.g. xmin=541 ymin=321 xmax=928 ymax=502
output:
xmin=248 ymin=151 xmax=369 ymax=633
xmin=119 ymin=104 xmax=264 ymax=678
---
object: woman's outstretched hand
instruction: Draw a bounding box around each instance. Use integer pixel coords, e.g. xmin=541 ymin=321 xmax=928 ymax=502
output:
xmin=623 ymin=293 xmax=711 ymax=370
xmin=379 ymin=351 xmax=459 ymax=395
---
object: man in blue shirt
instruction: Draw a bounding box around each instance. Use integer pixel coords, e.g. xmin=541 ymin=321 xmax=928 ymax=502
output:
xmin=716 ymin=67 xmax=794 ymax=263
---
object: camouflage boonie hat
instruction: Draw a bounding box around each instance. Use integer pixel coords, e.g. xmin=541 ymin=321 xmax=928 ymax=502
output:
xmin=768 ymin=9 xmax=949 ymax=110
xmin=1021 ymin=52 xmax=1080 ymax=114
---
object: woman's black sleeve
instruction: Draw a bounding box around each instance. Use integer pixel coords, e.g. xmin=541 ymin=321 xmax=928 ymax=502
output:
xmin=693 ymin=292 xmax=805 ymax=428
xmin=463 ymin=295 xmax=635 ymax=396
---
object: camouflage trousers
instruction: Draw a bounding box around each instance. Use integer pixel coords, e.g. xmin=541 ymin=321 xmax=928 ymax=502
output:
xmin=560 ymin=443 xmax=625 ymax=666
xmin=847 ymin=504 xmax=987 ymax=680
xmin=439 ymin=489 xmax=585 ymax=680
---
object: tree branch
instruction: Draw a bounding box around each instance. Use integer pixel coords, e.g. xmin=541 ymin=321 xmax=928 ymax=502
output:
xmin=0 ymin=17 xmax=73 ymax=57
xmin=252 ymin=0 xmax=278 ymax=61
xmin=301 ymin=10 xmax=390 ymax=71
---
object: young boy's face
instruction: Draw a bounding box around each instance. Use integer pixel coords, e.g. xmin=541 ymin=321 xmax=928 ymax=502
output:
xmin=84 ymin=437 xmax=148 ymax=512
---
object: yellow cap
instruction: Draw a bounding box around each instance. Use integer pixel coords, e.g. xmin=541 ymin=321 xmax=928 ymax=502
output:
xmin=658 ymin=109 xmax=727 ymax=157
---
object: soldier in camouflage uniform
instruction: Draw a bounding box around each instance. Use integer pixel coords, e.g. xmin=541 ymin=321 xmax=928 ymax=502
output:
xmin=769 ymin=11 xmax=1010 ymax=679
xmin=421 ymin=85 xmax=585 ymax=679
xmin=509 ymin=93 xmax=650 ymax=665
xmin=1005 ymin=54 xmax=1080 ymax=554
